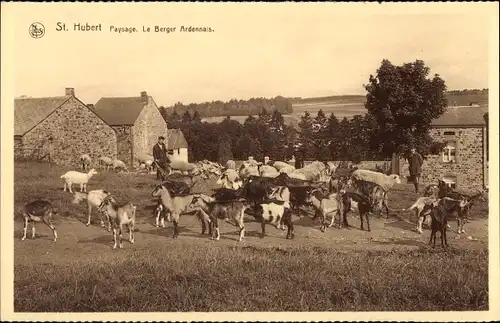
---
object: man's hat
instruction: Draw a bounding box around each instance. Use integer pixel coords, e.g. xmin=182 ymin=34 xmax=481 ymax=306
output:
xmin=158 ymin=136 xmax=165 ymax=140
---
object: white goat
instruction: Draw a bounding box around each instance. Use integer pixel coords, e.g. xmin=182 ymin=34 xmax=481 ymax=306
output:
xmin=305 ymin=189 xmax=345 ymax=232
xmin=112 ymin=159 xmax=128 ymax=172
xmin=61 ymin=168 xmax=98 ymax=193
xmin=71 ymin=190 xmax=115 ymax=230
xmin=97 ymin=195 xmax=137 ymax=249
xmin=239 ymin=163 xmax=260 ymax=179
xmin=259 ymin=165 xmax=279 ymax=178
xmin=404 ymin=196 xmax=438 ymax=234
xmin=254 ymin=200 xmax=294 ymax=239
xmin=151 ymin=184 xmax=207 ymax=239
xmin=351 ymin=169 xmax=401 ymax=191
xmin=98 ymin=156 xmax=114 ymax=171
xmin=273 ymin=161 xmax=294 ymax=171
xmin=80 ymin=154 xmax=92 ymax=171
xmin=217 ymin=169 xmax=243 ymax=189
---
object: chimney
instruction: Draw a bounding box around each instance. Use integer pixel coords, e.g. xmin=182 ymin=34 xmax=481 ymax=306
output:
xmin=65 ymin=87 xmax=75 ymax=96
xmin=140 ymin=91 xmax=148 ymax=103
xmin=87 ymin=104 xmax=94 ymax=110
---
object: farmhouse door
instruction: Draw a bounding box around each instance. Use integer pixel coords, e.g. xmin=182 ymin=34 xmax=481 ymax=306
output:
xmin=391 ymin=153 xmax=400 ymax=175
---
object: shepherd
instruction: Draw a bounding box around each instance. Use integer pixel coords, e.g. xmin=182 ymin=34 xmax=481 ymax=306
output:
xmin=153 ymin=136 xmax=171 ymax=180
xmin=408 ymin=147 xmax=424 ymax=194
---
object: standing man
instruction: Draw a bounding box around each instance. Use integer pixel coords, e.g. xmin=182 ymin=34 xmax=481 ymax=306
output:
xmin=153 ymin=136 xmax=170 ymax=180
xmin=408 ymin=147 xmax=424 ymax=193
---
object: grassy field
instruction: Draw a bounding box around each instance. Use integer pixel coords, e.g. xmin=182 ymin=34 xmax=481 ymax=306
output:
xmin=201 ymin=92 xmax=488 ymax=127
xmin=13 ymin=161 xmax=489 ymax=312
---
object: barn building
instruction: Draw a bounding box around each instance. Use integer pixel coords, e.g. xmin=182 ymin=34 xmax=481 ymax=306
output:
xmin=14 ymin=88 xmax=117 ymax=166
xmin=93 ymin=91 xmax=168 ymax=167
xmin=167 ymin=128 xmax=189 ymax=163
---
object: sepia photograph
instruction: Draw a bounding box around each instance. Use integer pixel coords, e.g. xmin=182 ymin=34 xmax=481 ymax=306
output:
xmin=1 ymin=2 xmax=499 ymax=321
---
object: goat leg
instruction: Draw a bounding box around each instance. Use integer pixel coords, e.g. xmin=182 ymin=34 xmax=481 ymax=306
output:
xmin=119 ymin=225 xmax=124 ymax=248
xmin=112 ymin=227 xmax=118 ymax=249
xmin=155 ymin=210 xmax=160 ymax=227
xmin=260 ymin=220 xmax=266 ymax=238
xmin=31 ymin=223 xmax=36 ymax=239
xmin=21 ymin=217 xmax=28 ymax=241
xmin=86 ymin=204 xmax=92 ymax=226
xmin=328 ymin=212 xmax=336 ymax=228
xmin=43 ymin=216 xmax=57 ymax=242
xmin=172 ymin=214 xmax=179 ymax=239
xmin=443 ymin=225 xmax=448 ymax=248
xmin=129 ymin=224 xmax=135 ymax=244
xmin=284 ymin=214 xmax=294 ymax=239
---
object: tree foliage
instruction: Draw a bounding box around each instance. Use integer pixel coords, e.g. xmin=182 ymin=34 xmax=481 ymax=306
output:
xmin=364 ymin=59 xmax=448 ymax=157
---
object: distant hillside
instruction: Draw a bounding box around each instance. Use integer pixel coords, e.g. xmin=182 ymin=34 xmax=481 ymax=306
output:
xmin=160 ymin=96 xmax=293 ymax=118
xmin=197 ymin=89 xmax=488 ymax=127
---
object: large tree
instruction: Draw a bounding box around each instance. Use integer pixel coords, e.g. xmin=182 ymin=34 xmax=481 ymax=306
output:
xmin=364 ymin=59 xmax=448 ymax=157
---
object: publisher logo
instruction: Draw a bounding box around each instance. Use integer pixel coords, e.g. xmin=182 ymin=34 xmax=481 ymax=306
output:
xmin=29 ymin=22 xmax=45 ymax=39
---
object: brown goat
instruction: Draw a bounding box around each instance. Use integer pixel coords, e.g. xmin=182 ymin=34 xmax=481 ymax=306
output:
xmin=429 ymin=197 xmax=469 ymax=248
xmin=21 ymin=200 xmax=58 ymax=242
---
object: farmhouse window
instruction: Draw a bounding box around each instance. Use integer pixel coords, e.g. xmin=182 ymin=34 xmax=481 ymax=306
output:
xmin=442 ymin=141 xmax=456 ymax=163
xmin=168 ymin=149 xmax=174 ymax=155
xmin=443 ymin=131 xmax=456 ymax=136
xmin=442 ymin=175 xmax=457 ymax=189
xmin=177 ymin=149 xmax=180 ymax=154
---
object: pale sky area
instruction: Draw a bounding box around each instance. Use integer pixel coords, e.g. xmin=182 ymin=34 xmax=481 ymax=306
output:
xmin=3 ymin=3 xmax=493 ymax=107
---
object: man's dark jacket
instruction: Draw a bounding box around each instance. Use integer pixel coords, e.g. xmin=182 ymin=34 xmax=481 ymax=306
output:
xmin=409 ymin=152 xmax=424 ymax=175
xmin=153 ymin=143 xmax=170 ymax=163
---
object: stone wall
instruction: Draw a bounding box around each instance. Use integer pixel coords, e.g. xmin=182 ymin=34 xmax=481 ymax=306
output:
xmin=21 ymin=96 xmax=117 ymax=167
xmin=132 ymin=97 xmax=168 ymax=166
xmin=421 ymin=127 xmax=485 ymax=192
xmin=113 ymin=125 xmax=134 ymax=167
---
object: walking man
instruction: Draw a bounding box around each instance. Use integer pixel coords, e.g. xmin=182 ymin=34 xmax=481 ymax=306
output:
xmin=153 ymin=136 xmax=170 ymax=180
xmin=408 ymin=147 xmax=424 ymax=193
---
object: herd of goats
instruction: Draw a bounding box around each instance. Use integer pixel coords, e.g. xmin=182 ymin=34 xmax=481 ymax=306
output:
xmin=18 ymin=155 xmax=487 ymax=250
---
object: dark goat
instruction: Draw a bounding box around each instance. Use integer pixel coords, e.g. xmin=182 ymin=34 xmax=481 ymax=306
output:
xmin=164 ymin=173 xmax=200 ymax=189
xmin=429 ymin=197 xmax=469 ymax=248
xmin=437 ymin=179 xmax=486 ymax=233
xmin=343 ymin=191 xmax=372 ymax=231
xmin=188 ymin=194 xmax=249 ymax=241
xmin=423 ymin=184 xmax=439 ymax=197
xmin=21 ymin=200 xmax=58 ymax=242
xmin=241 ymin=176 xmax=276 ymax=206
xmin=160 ymin=180 xmax=193 ymax=196
xmin=211 ymin=187 xmax=244 ymax=201
xmin=349 ymin=179 xmax=389 ymax=218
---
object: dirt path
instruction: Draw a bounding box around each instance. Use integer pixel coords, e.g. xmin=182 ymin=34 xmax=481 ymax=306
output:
xmin=14 ymin=211 xmax=489 ymax=266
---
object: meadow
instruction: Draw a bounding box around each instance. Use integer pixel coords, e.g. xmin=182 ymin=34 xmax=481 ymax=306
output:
xmin=13 ymin=161 xmax=489 ymax=312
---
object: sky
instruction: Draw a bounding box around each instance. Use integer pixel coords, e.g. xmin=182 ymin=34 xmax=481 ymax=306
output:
xmin=3 ymin=2 xmax=494 ymax=107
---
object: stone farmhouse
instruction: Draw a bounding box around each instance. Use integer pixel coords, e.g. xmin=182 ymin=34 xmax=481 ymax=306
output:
xmin=92 ymin=91 xmax=168 ymax=167
xmin=167 ymin=128 xmax=189 ymax=163
xmin=391 ymin=106 xmax=488 ymax=192
xmin=14 ymin=88 xmax=117 ymax=165
xmin=421 ymin=105 xmax=488 ymax=192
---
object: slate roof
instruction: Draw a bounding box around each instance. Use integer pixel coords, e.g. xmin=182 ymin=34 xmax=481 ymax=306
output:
xmin=14 ymin=96 xmax=71 ymax=136
xmin=93 ymin=97 xmax=146 ymax=126
xmin=431 ymin=106 xmax=488 ymax=127
xmin=168 ymin=129 xmax=188 ymax=149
